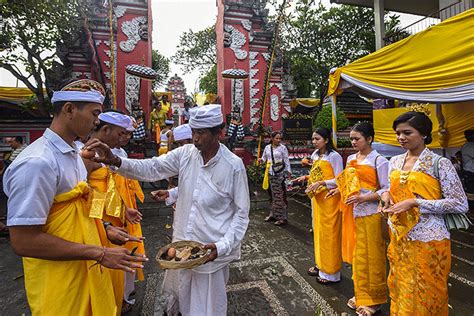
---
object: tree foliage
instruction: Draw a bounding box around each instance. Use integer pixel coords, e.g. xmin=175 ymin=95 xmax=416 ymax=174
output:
xmin=172 ymin=25 xmax=216 ymax=74
xmin=313 ymin=104 xmax=350 ymax=132
xmin=151 ymin=50 xmax=170 ymax=90
xmin=280 ymin=1 xmax=406 ymax=99
xmin=0 ymin=0 xmax=85 ymax=116
xmin=199 ymin=64 xmax=217 ymax=94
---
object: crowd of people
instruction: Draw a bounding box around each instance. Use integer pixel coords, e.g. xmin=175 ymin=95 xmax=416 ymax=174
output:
xmin=1 ymin=78 xmax=472 ymax=316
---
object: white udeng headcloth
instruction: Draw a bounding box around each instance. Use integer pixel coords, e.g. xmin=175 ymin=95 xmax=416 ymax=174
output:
xmin=173 ymin=124 xmax=192 ymax=141
xmin=98 ymin=112 xmax=133 ymax=129
xmin=189 ymin=104 xmax=223 ymax=129
xmin=51 ymin=90 xmax=105 ymax=104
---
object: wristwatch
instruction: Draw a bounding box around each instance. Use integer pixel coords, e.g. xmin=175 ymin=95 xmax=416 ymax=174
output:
xmin=103 ymin=221 xmax=113 ymax=230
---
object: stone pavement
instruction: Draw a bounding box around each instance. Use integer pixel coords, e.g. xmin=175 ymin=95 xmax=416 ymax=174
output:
xmin=1 ymin=187 xmax=473 ymax=315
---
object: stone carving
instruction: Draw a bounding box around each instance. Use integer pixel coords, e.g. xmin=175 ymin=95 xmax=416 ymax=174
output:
xmin=104 ymin=60 xmax=110 ymax=68
xmin=232 ymin=79 xmax=244 ymax=116
xmin=104 ymin=72 xmax=111 ymax=79
xmin=262 ymin=53 xmax=270 ymax=62
xmin=120 ymin=16 xmax=147 ymax=52
xmin=270 ymin=94 xmax=279 ymax=121
xmin=114 ymin=6 xmax=127 ymax=18
xmin=249 ymin=51 xmax=260 ymax=125
xmin=241 ymin=19 xmax=252 ymax=31
xmin=224 ymin=24 xmax=248 ymax=60
xmin=125 ymin=73 xmax=140 ymax=114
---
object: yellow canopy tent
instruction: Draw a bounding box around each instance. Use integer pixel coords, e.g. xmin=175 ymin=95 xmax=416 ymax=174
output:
xmin=194 ymin=93 xmax=218 ymax=106
xmin=327 ymin=9 xmax=474 ymax=148
xmin=0 ymin=87 xmax=45 ymax=104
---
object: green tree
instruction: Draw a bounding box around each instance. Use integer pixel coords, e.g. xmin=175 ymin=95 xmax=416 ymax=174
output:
xmin=0 ymin=0 xmax=85 ymax=116
xmin=313 ymin=104 xmax=349 ymax=131
xmin=199 ymin=64 xmax=217 ymax=94
xmin=151 ymin=50 xmax=170 ymax=90
xmin=172 ymin=25 xmax=216 ymax=73
xmin=281 ymin=1 xmax=406 ymax=100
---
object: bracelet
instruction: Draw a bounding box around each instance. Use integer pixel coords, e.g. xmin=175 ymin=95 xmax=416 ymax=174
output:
xmin=89 ymin=246 xmax=106 ymax=272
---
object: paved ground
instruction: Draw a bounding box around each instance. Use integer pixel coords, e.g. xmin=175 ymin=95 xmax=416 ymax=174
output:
xmin=1 ymin=186 xmax=473 ymax=315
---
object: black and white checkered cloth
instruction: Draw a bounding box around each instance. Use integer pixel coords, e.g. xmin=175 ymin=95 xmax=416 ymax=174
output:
xmin=133 ymin=122 xmax=147 ymax=140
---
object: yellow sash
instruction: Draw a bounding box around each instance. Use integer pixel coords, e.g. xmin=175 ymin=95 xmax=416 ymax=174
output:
xmin=87 ymin=167 xmax=125 ymax=312
xmin=262 ymin=161 xmax=271 ymax=190
xmin=337 ymin=162 xmax=378 ymax=264
xmin=389 ymin=170 xmax=441 ymax=240
xmin=307 ymin=159 xmax=335 ymax=198
xmin=115 ymin=174 xmax=146 ymax=281
xmin=88 ymin=167 xmax=124 ymax=222
xmin=23 ymin=182 xmax=117 ymax=316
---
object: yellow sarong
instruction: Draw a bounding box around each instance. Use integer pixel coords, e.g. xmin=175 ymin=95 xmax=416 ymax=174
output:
xmin=23 ymin=182 xmax=117 ymax=316
xmin=337 ymin=161 xmax=388 ymax=306
xmin=388 ymin=170 xmax=450 ymax=315
xmin=88 ymin=167 xmax=125 ymax=314
xmin=115 ymin=174 xmax=146 ymax=281
xmin=308 ymin=159 xmax=342 ymax=275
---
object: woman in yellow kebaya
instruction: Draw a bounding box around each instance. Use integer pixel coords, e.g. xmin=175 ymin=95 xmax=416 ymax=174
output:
xmin=381 ymin=112 xmax=468 ymax=315
xmin=331 ymin=122 xmax=389 ymax=315
xmin=299 ymin=128 xmax=343 ymax=284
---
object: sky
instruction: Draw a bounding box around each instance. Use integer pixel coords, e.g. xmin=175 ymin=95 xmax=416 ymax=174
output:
xmin=0 ymin=0 xmax=422 ymax=93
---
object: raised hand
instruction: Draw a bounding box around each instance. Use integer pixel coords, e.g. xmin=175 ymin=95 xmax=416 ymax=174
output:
xmin=203 ymin=243 xmax=218 ymax=263
xmin=125 ymin=207 xmax=143 ymax=224
xmin=83 ymin=138 xmax=119 ymax=166
xmin=151 ymin=190 xmax=169 ymax=202
xmin=106 ymin=225 xmax=144 ymax=245
xmin=100 ymin=246 xmax=148 ymax=272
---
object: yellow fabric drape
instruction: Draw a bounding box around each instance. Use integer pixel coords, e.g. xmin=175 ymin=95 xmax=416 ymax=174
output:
xmin=289 ymin=98 xmax=321 ymax=108
xmin=388 ymin=238 xmax=451 ymax=315
xmin=23 ymin=182 xmax=117 ymax=316
xmin=115 ymin=175 xmax=146 ymax=281
xmin=88 ymin=168 xmax=125 ymax=314
xmin=328 ymin=9 xmax=474 ymax=96
xmin=309 ymin=160 xmax=342 ymax=275
xmin=389 ymin=170 xmax=441 ymax=240
xmin=353 ymin=213 xmax=388 ymax=307
xmin=374 ymin=103 xmax=474 ymax=148
xmin=0 ymin=87 xmax=47 ymax=103
xmin=262 ymin=161 xmax=271 ymax=190
xmin=337 ymin=162 xmax=378 ymax=264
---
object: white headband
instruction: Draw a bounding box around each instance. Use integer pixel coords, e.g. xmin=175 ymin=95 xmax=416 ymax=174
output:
xmin=99 ymin=112 xmax=132 ymax=129
xmin=173 ymin=124 xmax=192 ymax=141
xmin=189 ymin=104 xmax=223 ymax=129
xmin=51 ymin=90 xmax=105 ymax=104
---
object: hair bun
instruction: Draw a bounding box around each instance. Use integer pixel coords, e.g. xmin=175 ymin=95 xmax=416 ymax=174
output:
xmin=424 ymin=135 xmax=433 ymax=144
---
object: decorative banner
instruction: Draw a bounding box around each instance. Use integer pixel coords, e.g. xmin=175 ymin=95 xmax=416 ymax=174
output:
xmin=282 ymin=117 xmax=313 ymax=141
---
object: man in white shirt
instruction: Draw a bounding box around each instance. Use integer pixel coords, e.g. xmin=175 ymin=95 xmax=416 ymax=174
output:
xmin=3 ymin=79 xmax=147 ymax=315
xmin=87 ymin=104 xmax=250 ymax=316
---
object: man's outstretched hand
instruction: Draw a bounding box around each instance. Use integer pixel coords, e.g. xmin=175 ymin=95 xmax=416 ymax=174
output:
xmin=83 ymin=138 xmax=120 ymax=166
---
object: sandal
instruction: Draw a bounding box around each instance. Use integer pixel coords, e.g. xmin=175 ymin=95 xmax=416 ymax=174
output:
xmin=356 ymin=305 xmax=380 ymax=316
xmin=264 ymin=216 xmax=276 ymax=222
xmin=307 ymin=266 xmax=319 ymax=276
xmin=316 ymin=276 xmax=340 ymax=285
xmin=347 ymin=297 xmax=356 ymax=310
xmin=274 ymin=219 xmax=288 ymax=226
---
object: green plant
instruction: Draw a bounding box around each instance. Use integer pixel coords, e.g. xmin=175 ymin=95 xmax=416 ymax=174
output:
xmin=313 ymin=104 xmax=349 ymax=131
xmin=246 ymin=163 xmax=266 ymax=186
xmin=337 ymin=136 xmax=351 ymax=148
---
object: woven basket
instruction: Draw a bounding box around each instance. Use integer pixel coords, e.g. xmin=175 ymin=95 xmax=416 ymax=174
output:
xmin=156 ymin=240 xmax=211 ymax=270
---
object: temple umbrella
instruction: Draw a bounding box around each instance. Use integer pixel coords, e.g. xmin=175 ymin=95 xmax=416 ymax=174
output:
xmin=221 ymin=67 xmax=249 ymax=115
xmin=125 ymin=64 xmax=157 ymax=112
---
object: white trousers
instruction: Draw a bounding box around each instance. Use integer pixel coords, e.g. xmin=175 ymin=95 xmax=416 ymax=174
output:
xmin=162 ymin=265 xmax=230 ymax=316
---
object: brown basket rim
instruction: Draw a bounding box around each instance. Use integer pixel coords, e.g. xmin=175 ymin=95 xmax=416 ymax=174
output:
xmin=156 ymin=240 xmax=211 ymax=270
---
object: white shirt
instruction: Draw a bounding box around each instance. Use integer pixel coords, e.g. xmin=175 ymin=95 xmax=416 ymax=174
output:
xmin=3 ymin=129 xmax=88 ymax=226
xmin=309 ymin=150 xmax=343 ymax=189
xmin=112 ymin=147 xmax=128 ymax=158
xmin=166 ymin=187 xmax=179 ymax=206
xmin=117 ymin=143 xmax=250 ymax=273
xmin=346 ymin=150 xmax=389 ymax=218
xmin=261 ymin=144 xmax=291 ymax=175
xmin=388 ymin=148 xmax=468 ymax=242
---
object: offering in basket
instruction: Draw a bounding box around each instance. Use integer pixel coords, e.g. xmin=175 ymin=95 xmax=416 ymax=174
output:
xmin=156 ymin=240 xmax=211 ymax=270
